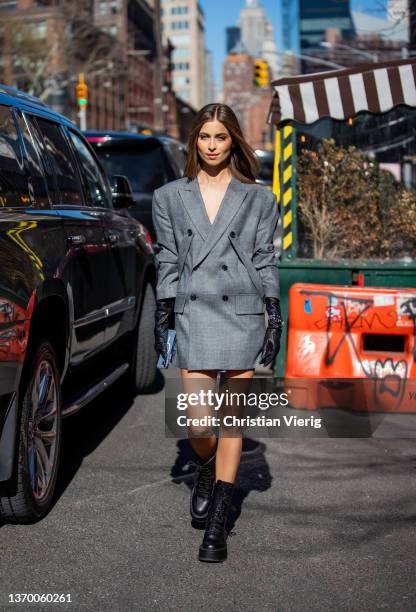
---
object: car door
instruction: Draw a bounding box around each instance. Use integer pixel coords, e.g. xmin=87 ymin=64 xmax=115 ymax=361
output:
xmin=66 ymin=129 xmax=138 ymax=345
xmin=23 ymin=113 xmax=109 ymax=365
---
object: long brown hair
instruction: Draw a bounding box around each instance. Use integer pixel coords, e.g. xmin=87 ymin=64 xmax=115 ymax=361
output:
xmin=184 ymin=103 xmax=261 ymax=183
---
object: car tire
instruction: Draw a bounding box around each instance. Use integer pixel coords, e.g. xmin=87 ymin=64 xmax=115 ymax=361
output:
xmin=0 ymin=340 xmax=62 ymax=524
xmin=129 ymin=282 xmax=158 ymax=394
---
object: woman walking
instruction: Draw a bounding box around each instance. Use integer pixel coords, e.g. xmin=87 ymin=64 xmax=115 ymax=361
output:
xmin=153 ymin=103 xmax=282 ymax=562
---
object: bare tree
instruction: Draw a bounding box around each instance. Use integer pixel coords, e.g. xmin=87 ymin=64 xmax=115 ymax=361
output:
xmin=1 ymin=0 xmax=126 ymax=101
xmin=297 ymin=138 xmax=416 ymax=260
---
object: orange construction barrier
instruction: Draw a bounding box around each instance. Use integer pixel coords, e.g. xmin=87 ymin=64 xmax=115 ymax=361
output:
xmin=285 ymin=283 xmax=416 ymax=412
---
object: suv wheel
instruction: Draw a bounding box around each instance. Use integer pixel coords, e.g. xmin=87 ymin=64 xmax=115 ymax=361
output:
xmin=129 ymin=282 xmax=158 ymax=394
xmin=0 ymin=341 xmax=62 ymax=524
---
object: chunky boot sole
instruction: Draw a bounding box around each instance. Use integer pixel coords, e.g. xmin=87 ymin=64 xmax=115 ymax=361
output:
xmin=198 ymin=545 xmax=227 ymax=562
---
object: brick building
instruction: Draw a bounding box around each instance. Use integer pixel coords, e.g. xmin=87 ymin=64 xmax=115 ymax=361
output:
xmin=223 ymin=48 xmax=273 ymax=150
xmin=0 ymin=0 xmax=195 ymax=138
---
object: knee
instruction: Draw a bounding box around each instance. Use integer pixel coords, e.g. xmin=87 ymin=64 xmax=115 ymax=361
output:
xmin=188 ymin=424 xmax=215 ymax=438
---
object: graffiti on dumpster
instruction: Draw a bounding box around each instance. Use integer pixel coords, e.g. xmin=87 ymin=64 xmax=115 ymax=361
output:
xmin=299 ymin=289 xmax=415 ymax=409
xmin=397 ymin=297 xmax=416 ymax=361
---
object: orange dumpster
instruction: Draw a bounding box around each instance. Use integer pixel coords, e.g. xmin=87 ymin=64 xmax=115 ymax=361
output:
xmin=285 ymin=283 xmax=416 ymax=412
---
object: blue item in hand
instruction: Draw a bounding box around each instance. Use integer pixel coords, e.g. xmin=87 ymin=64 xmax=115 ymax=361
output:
xmin=157 ymin=329 xmax=177 ymax=368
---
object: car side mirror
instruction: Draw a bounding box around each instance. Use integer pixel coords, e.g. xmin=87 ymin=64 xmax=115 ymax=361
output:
xmin=111 ymin=175 xmax=134 ymax=209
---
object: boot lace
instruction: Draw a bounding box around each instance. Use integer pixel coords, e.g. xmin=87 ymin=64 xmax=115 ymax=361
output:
xmin=195 ymin=463 xmax=215 ymax=498
xmin=205 ymin=494 xmax=231 ymax=536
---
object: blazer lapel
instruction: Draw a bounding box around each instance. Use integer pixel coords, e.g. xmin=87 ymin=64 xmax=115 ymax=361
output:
xmin=193 ymin=177 xmax=248 ymax=267
xmin=178 ymin=177 xmax=211 ymax=240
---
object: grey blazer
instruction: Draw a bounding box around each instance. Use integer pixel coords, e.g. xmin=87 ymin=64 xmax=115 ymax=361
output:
xmin=152 ymin=174 xmax=280 ymax=370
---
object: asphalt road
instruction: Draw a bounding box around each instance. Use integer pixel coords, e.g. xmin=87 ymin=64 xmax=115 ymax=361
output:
xmin=1 ymin=366 xmax=415 ymax=612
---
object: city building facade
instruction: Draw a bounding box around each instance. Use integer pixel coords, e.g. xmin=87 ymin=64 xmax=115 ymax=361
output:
xmin=300 ymin=0 xmax=355 ymax=51
xmin=0 ymin=0 xmax=194 ymax=139
xmin=204 ymin=48 xmax=215 ymax=104
xmin=226 ymin=26 xmax=240 ymax=54
xmin=238 ymin=0 xmax=267 ymax=57
xmin=160 ymin=0 xmax=205 ymax=109
xmin=223 ymin=49 xmax=272 ymax=150
xmin=0 ymin=0 xmax=157 ymax=130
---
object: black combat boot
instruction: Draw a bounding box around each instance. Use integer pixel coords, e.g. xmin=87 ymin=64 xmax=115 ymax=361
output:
xmin=190 ymin=451 xmax=216 ymax=525
xmin=198 ymin=480 xmax=234 ymax=562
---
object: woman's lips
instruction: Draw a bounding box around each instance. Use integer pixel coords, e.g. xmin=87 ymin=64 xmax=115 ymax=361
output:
xmin=207 ymin=153 xmax=218 ymax=158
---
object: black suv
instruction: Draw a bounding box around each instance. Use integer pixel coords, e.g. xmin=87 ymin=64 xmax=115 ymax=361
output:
xmin=85 ymin=131 xmax=187 ymax=242
xmin=0 ymin=86 xmax=158 ymax=524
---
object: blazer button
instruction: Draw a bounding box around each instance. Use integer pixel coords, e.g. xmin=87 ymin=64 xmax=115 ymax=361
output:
xmin=222 ymin=295 xmax=228 ymax=301
xmin=221 ymin=264 xmax=228 ymax=271
xmin=190 ymin=294 xmax=197 ymax=300
xmin=229 ymin=231 xmax=236 ymax=238
xmin=187 ymin=229 xmax=192 ymax=235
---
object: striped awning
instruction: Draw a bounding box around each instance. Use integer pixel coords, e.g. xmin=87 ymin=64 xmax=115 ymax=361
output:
xmin=267 ymin=58 xmax=416 ymax=126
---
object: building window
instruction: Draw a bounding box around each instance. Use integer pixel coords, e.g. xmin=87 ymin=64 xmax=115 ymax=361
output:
xmin=97 ymin=0 xmax=119 ymax=15
xmin=169 ymin=35 xmax=191 ymax=45
xmin=102 ymin=24 xmax=118 ymax=38
xmin=98 ymin=1 xmax=108 ymax=15
xmin=171 ymin=6 xmax=189 ymax=14
xmin=173 ymin=75 xmax=191 ymax=86
xmin=172 ymin=47 xmax=190 ymax=59
xmin=172 ymin=62 xmax=190 ymax=71
xmin=32 ymin=21 xmax=47 ymax=40
xmin=0 ymin=1 xmax=17 ymax=9
xmin=171 ymin=20 xmax=189 ymax=30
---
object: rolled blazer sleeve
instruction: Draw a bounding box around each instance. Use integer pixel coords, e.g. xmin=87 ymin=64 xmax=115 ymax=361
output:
xmin=152 ymin=189 xmax=179 ymax=300
xmin=252 ymin=191 xmax=280 ymax=299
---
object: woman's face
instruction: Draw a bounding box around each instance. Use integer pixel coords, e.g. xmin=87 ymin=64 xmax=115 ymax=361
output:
xmin=197 ymin=119 xmax=233 ymax=168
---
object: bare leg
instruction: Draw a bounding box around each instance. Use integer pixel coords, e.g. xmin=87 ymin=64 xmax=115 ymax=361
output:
xmin=216 ymin=369 xmax=255 ymax=483
xmin=180 ymin=368 xmax=217 ymax=460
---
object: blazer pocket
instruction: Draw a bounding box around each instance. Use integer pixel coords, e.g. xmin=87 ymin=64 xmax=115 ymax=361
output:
xmin=174 ymin=293 xmax=187 ymax=314
xmin=235 ymin=293 xmax=265 ymax=315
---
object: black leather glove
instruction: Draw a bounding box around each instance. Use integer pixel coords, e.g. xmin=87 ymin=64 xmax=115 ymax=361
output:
xmin=154 ymin=298 xmax=175 ymax=359
xmin=259 ymin=297 xmax=283 ymax=367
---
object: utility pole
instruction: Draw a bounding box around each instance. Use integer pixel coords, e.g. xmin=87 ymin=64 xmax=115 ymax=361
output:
xmin=153 ymin=0 xmax=164 ymax=132
xmin=76 ymin=73 xmax=88 ymax=131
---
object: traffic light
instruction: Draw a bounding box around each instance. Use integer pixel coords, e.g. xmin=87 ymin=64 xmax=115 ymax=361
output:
xmin=76 ymin=75 xmax=88 ymax=106
xmin=253 ymin=59 xmax=269 ymax=88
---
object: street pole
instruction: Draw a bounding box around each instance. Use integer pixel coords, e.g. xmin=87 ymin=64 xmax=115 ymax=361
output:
xmin=78 ymin=106 xmax=87 ymax=131
xmin=153 ymin=0 xmax=164 ymax=132
xmin=76 ymin=73 xmax=88 ymax=131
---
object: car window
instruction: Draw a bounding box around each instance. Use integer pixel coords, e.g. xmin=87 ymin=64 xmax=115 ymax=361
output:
xmin=34 ymin=117 xmax=83 ymax=206
xmin=0 ymin=105 xmax=30 ymax=208
xmin=15 ymin=111 xmax=49 ymax=209
xmin=24 ymin=114 xmax=60 ymax=205
xmin=95 ymin=142 xmax=166 ymax=192
xmin=68 ymin=130 xmax=112 ymax=208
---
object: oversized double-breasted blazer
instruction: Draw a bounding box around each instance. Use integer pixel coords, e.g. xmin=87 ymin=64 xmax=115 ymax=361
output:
xmin=152 ymin=174 xmax=280 ymax=371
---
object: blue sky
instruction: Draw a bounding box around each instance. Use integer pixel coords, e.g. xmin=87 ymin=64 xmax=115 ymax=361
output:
xmin=200 ymin=0 xmax=388 ymax=95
